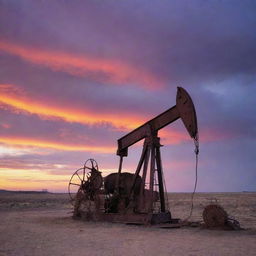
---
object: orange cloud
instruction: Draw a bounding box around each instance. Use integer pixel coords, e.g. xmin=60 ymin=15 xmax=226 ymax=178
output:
xmin=0 ymin=86 xmax=145 ymax=130
xmin=0 ymin=84 xmax=195 ymax=148
xmin=0 ymin=87 xmax=195 ymax=149
xmin=159 ymin=129 xmax=191 ymax=144
xmin=0 ymin=41 xmax=163 ymax=89
xmin=0 ymin=168 xmax=70 ymax=192
xmin=0 ymin=91 xmax=195 ymax=145
xmin=0 ymin=137 xmax=115 ymax=153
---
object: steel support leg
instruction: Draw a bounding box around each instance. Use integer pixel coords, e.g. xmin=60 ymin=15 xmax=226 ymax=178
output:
xmin=155 ymin=145 xmax=166 ymax=212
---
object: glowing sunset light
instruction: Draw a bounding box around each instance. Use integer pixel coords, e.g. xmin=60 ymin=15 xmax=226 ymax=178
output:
xmin=0 ymin=90 xmax=145 ymax=130
xmin=0 ymin=137 xmax=115 ymax=153
xmin=0 ymin=144 xmax=36 ymax=156
xmin=0 ymin=41 xmax=163 ymax=89
xmin=159 ymin=129 xmax=191 ymax=144
xmin=0 ymin=168 xmax=71 ymax=192
xmin=0 ymin=90 xmax=200 ymax=146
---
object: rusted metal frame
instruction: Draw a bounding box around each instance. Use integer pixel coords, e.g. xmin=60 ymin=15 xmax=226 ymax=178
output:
xmin=68 ymin=167 xmax=85 ymax=202
xmin=126 ymin=142 xmax=148 ymax=205
xmin=149 ymin=141 xmax=156 ymax=212
xmin=115 ymin=156 xmax=124 ymax=193
xmin=117 ymin=107 xmax=180 ymax=156
xmin=139 ymin=140 xmax=151 ymax=209
xmin=117 ymin=87 xmax=198 ymax=158
xmin=76 ymin=172 xmax=83 ymax=182
xmin=83 ymin=165 xmax=86 ymax=182
xmin=70 ymin=182 xmax=81 ymax=186
xmin=155 ymin=142 xmax=166 ymax=212
xmin=141 ymin=145 xmax=150 ymax=190
xmin=176 ymin=87 xmax=198 ymax=139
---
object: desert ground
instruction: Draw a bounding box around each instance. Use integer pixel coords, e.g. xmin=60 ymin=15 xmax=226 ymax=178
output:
xmin=0 ymin=192 xmax=255 ymax=256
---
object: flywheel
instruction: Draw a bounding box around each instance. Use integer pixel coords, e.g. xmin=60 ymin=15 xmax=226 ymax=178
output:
xmin=68 ymin=159 xmax=102 ymax=204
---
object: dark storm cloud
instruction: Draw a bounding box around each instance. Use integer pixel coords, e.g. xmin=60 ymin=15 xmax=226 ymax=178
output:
xmin=2 ymin=0 xmax=256 ymax=84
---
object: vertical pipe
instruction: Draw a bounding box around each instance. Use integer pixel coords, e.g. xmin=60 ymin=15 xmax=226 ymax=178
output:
xmin=138 ymin=145 xmax=150 ymax=211
xmin=115 ymin=156 xmax=123 ymax=192
xmin=141 ymin=146 xmax=150 ymax=192
xmin=156 ymin=145 xmax=166 ymax=212
xmin=149 ymin=145 xmax=155 ymax=212
xmin=118 ymin=156 xmax=123 ymax=173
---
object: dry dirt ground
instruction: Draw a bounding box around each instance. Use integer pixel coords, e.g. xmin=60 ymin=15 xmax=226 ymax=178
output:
xmin=0 ymin=192 xmax=255 ymax=256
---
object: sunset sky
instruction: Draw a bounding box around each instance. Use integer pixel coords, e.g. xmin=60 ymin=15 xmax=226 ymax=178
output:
xmin=0 ymin=0 xmax=255 ymax=192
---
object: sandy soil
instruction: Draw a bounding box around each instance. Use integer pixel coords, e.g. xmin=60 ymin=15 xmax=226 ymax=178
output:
xmin=0 ymin=192 xmax=255 ymax=256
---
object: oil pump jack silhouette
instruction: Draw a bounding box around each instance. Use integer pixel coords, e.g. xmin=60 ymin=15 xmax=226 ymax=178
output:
xmin=69 ymin=87 xmax=199 ymax=225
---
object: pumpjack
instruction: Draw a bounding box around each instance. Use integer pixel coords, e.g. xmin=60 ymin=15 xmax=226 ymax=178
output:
xmin=68 ymin=87 xmax=199 ymax=225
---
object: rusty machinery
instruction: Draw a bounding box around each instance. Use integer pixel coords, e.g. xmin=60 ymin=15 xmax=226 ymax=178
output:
xmin=68 ymin=87 xmax=199 ymax=225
